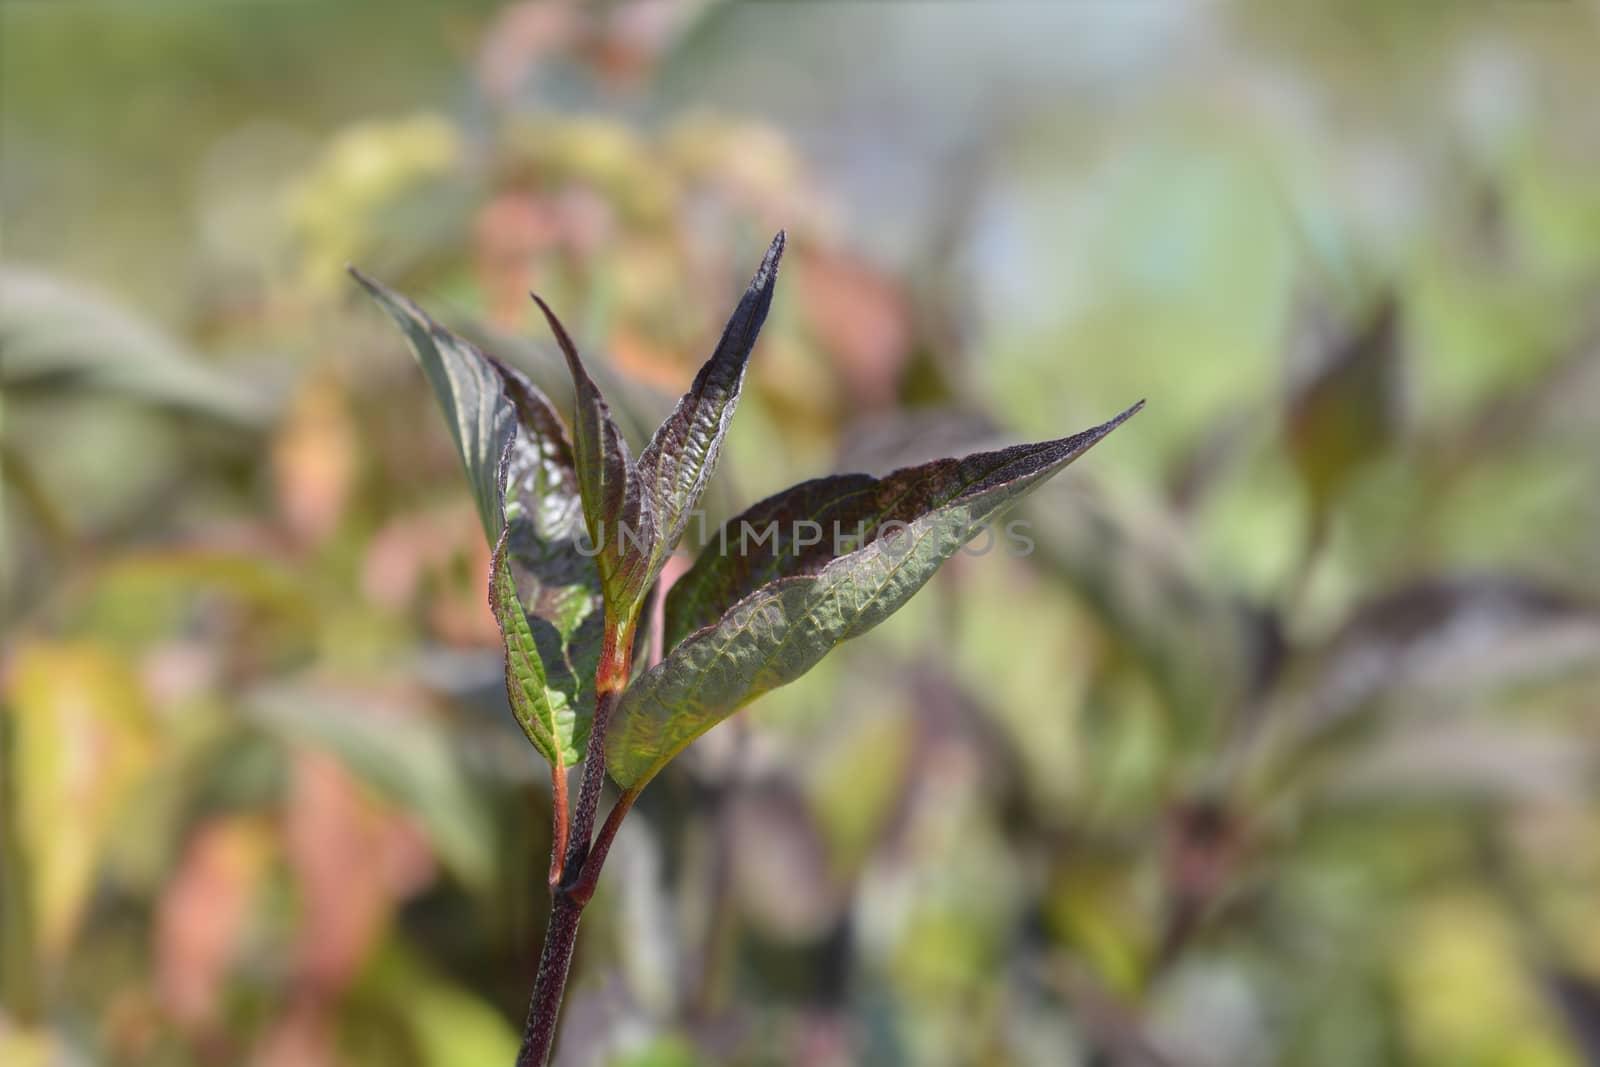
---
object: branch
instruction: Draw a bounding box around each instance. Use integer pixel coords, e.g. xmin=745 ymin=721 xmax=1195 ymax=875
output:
xmin=516 ymin=617 xmax=638 ymax=1066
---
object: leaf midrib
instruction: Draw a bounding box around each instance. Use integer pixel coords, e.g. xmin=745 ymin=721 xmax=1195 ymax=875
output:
xmin=671 ymin=445 xmax=1048 ymax=644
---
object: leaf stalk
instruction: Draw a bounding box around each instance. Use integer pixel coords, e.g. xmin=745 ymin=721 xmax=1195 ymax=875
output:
xmin=546 ymin=764 xmax=569 ymax=889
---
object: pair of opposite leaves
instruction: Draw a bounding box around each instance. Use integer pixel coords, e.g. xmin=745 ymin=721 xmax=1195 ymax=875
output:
xmin=351 ymin=233 xmax=1140 ymax=793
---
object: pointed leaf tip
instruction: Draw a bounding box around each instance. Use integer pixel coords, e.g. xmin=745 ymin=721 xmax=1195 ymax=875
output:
xmin=634 ymin=233 xmax=788 ymax=598
xmin=346 ymin=264 xmax=380 ymax=296
xmin=614 ymin=402 xmax=1143 ymax=789
xmin=349 ymin=267 xmax=514 ymax=542
xmin=1102 ymin=398 xmax=1145 ymax=434
xmin=529 ymin=292 xmax=586 ymax=380
xmin=529 ymin=290 xmax=648 ymax=612
xmin=751 ymin=231 xmax=786 ymax=292
xmin=351 ymin=271 xmax=604 ymax=772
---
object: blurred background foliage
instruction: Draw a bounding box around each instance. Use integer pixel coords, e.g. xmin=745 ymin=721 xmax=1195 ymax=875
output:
xmin=3 ymin=1 xmax=1600 ymax=1065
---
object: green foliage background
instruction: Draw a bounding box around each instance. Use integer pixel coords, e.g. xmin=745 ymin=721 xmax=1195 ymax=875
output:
xmin=3 ymin=2 xmax=1600 ymax=1065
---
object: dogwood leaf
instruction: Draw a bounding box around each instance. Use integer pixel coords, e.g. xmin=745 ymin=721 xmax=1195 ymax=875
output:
xmin=637 ymin=232 xmax=785 ymax=594
xmin=352 ymin=269 xmax=602 ymax=769
xmin=350 ymin=269 xmax=514 ymax=542
xmin=531 ymin=293 xmax=651 ymax=616
xmin=608 ymin=402 xmax=1143 ymax=789
xmin=490 ymin=364 xmax=605 ymax=765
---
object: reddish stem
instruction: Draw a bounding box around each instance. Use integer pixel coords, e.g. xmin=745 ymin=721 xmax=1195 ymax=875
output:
xmin=514 ymin=891 xmax=582 ymax=1067
xmin=547 ymin=763 xmax=570 ymax=888
xmin=568 ymin=787 xmax=638 ymax=906
xmin=515 ymin=618 xmax=637 ymax=1067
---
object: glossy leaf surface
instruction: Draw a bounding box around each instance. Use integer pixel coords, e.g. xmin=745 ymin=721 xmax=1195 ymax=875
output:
xmin=636 ymin=232 xmax=785 ymax=594
xmin=350 ymin=268 xmax=516 ymax=543
xmin=353 ymin=269 xmax=602 ymax=768
xmin=490 ymin=363 xmax=604 ymax=764
xmin=531 ymin=293 xmax=651 ymax=615
xmin=608 ymin=402 xmax=1143 ymax=789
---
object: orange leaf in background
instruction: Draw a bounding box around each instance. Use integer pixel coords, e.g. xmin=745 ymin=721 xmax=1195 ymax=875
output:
xmin=272 ymin=374 xmax=358 ymax=548
xmin=101 ymin=987 xmax=165 ymax=1064
xmin=361 ymin=503 xmax=480 ymax=612
xmin=361 ymin=503 xmax=500 ymax=646
xmin=473 ymin=192 xmax=561 ymax=328
xmin=427 ymin=530 xmax=500 ymax=648
xmin=253 ymin=998 xmax=336 ymax=1067
xmin=584 ymin=0 xmax=699 ymax=88
xmin=476 ymin=1 xmax=580 ymax=105
xmin=156 ymin=817 xmax=273 ymax=1032
xmin=283 ymin=749 xmax=435 ymax=997
xmin=796 ymin=249 xmax=911 ymax=413
xmin=139 ymin=640 xmax=223 ymax=710
xmin=611 ymin=324 xmax=690 ymax=392
xmin=552 ymin=184 xmax=618 ymax=259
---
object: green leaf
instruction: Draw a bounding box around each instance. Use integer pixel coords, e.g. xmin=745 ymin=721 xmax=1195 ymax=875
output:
xmin=531 ymin=293 xmax=651 ymax=616
xmin=611 ymin=1038 xmax=706 ymax=1067
xmin=490 ymin=363 xmax=604 ymax=765
xmin=637 ymin=232 xmax=785 ymax=593
xmin=0 ymin=265 xmax=273 ymax=424
xmin=662 ymin=470 xmax=899 ymax=652
xmin=372 ymin=948 xmax=523 ymax=1067
xmin=1285 ymin=291 xmax=1402 ymax=512
xmin=608 ymin=402 xmax=1143 ymax=789
xmin=351 ymin=269 xmax=602 ymax=769
xmin=489 ymin=536 xmax=600 ymax=768
xmin=349 ymin=267 xmax=515 ymax=543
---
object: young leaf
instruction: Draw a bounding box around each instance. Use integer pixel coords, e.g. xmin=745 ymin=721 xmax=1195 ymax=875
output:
xmin=636 ymin=232 xmax=785 ymax=593
xmin=491 ymin=363 xmax=605 ymax=765
xmin=351 ymin=269 xmax=603 ymax=769
xmin=349 ymin=268 xmax=516 ymax=542
xmin=607 ymin=402 xmax=1144 ymax=790
xmin=661 ymin=471 xmax=914 ymax=652
xmin=530 ymin=293 xmax=651 ymax=616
